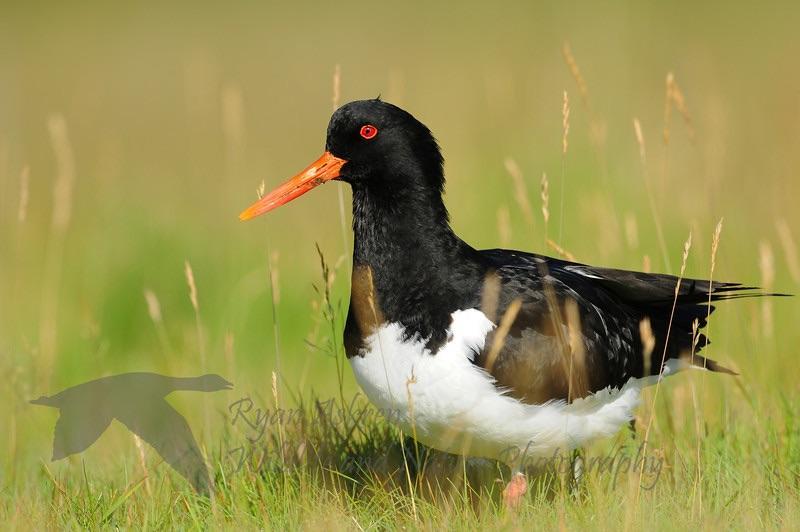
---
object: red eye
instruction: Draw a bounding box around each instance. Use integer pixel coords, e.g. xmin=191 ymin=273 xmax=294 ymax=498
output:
xmin=359 ymin=124 xmax=378 ymax=140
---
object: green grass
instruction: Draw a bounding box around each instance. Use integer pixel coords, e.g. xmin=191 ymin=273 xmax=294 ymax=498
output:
xmin=5 ymin=393 xmax=800 ymax=529
xmin=1 ymin=1 xmax=799 ymax=529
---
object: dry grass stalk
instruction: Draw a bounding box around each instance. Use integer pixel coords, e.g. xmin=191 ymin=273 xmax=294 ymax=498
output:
xmin=401 ymin=368 xmax=420 ymax=521
xmin=496 ymin=205 xmax=512 ymax=247
xmin=662 ymin=72 xmax=694 ymax=194
xmin=663 ymin=73 xmax=675 ymax=147
xmin=272 ymin=370 xmax=287 ymax=467
xmin=224 ymin=332 xmax=235 ymax=380
xmin=332 ymin=65 xmax=349 ymax=261
xmin=267 ymin=246 xmax=283 ymax=382
xmin=143 ymin=289 xmax=162 ymax=323
xmin=775 ymin=219 xmax=800 ymax=282
xmin=132 ymin=434 xmax=152 ymax=496
xmin=669 ymin=76 xmax=695 ymax=140
xmin=690 ymin=218 xmax=724 ymax=512
xmin=540 ymin=172 xmax=550 ymax=224
xmin=562 ymin=90 xmax=570 ymax=155
xmin=663 ymin=72 xmax=695 ymax=142
xmin=483 ymin=299 xmax=522 ymax=373
xmin=759 ymin=241 xmax=775 ymax=338
xmin=143 ymin=288 xmax=174 ymax=359
xmin=270 ymin=250 xmax=281 ymax=305
xmin=39 ymin=114 xmax=77 ymax=382
xmin=221 ymin=84 xmax=244 ymax=142
xmin=184 ymin=260 xmax=209 ymax=457
xmin=691 ymin=319 xmax=701 ymax=361
xmin=537 ymin=265 xmax=573 ymax=408
xmin=364 ymin=267 xmax=379 ymax=325
xmin=564 ymin=298 xmax=588 ymax=401
xmin=637 ymin=230 xmax=692 ymax=502
xmin=0 ymin=143 xmax=6 ymax=186
xmin=272 ymin=370 xmax=280 ymax=409
xmin=633 ymin=117 xmax=671 ymax=272
xmin=541 ymin=172 xmax=550 ymax=244
xmin=387 ymin=68 xmax=405 ymax=104
xmin=220 ymin=83 xmax=245 ymax=185
xmin=221 ymin=83 xmax=245 ymax=175
xmin=639 ymin=318 xmax=656 ymax=376
xmin=546 ymin=238 xmax=576 ymax=261
xmin=48 ymin=114 xmax=75 ymax=232
xmin=642 ymin=254 xmax=651 ymax=273
xmin=680 ymin=232 xmax=693 ymax=277
xmin=257 ymin=179 xmax=266 ymax=199
xmin=17 ymin=165 xmax=29 ymax=222
xmin=559 ymin=91 xmax=569 ymax=243
xmin=709 ymin=219 xmax=723 ymax=290
xmin=701 ymin=218 xmax=724 ymax=364
xmin=40 ymin=462 xmax=67 ymax=496
xmin=633 ymin=118 xmax=646 ymax=165
xmin=562 ymin=41 xmax=608 ymax=159
xmin=332 ymin=64 xmax=341 ymax=111
xmin=184 ymin=261 xmax=199 ymax=312
xmin=362 ymin=266 xmax=394 ymax=419
xmin=687 ymin=315 xmax=703 ymax=515
xmin=504 ymin=157 xmax=535 ymax=229
xmin=480 ymin=272 xmax=501 ymax=323
xmin=562 ymin=43 xmax=589 ymax=106
xmin=624 ymin=212 xmax=639 ymax=249
xmin=184 ymin=260 xmax=207 ymax=372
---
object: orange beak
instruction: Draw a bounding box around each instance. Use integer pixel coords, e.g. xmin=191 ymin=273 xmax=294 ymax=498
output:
xmin=239 ymin=151 xmax=347 ymax=221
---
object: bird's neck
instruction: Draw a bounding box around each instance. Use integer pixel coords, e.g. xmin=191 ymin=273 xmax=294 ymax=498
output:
xmin=347 ymin=183 xmax=487 ymax=350
xmin=351 ymin=185 xmax=462 ymax=265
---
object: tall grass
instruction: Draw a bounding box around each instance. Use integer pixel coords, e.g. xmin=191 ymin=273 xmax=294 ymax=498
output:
xmin=37 ymin=115 xmax=75 ymax=386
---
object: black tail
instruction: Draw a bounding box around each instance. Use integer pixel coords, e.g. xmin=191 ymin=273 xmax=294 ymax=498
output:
xmin=630 ymin=275 xmax=790 ymax=376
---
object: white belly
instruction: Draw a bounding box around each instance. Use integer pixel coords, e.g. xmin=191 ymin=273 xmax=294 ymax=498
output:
xmin=349 ymin=308 xmax=667 ymax=464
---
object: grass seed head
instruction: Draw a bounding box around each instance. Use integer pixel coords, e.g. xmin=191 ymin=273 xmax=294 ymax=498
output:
xmin=144 ymin=289 xmax=162 ymax=324
xmin=562 ymin=90 xmax=570 ymax=155
xmin=496 ymin=205 xmax=512 ymax=247
xmin=18 ymin=165 xmax=30 ymax=222
xmin=505 ymin=157 xmax=535 ymax=228
xmin=540 ymin=172 xmax=550 ymax=225
xmin=185 ymin=260 xmax=199 ymax=312
xmin=633 ymin=118 xmax=646 ymax=165
xmin=776 ymin=219 xmax=800 ymax=282
xmin=47 ymin=114 xmax=75 ymax=232
xmin=562 ymin=42 xmax=589 ymax=105
xmin=639 ymin=317 xmax=656 ymax=375
xmin=332 ymin=64 xmax=341 ymax=111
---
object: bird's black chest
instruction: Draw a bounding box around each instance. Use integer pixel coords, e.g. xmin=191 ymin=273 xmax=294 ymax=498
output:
xmin=342 ymin=259 xmax=485 ymax=358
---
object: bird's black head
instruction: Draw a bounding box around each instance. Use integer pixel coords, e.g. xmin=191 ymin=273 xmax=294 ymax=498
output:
xmin=326 ymin=99 xmax=444 ymax=194
xmin=239 ymin=99 xmax=445 ymax=220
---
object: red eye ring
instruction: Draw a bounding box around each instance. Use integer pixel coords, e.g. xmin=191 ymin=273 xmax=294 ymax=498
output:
xmin=359 ymin=124 xmax=378 ymax=140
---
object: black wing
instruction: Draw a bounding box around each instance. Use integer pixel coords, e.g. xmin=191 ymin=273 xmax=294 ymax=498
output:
xmin=474 ymin=249 xmax=754 ymax=403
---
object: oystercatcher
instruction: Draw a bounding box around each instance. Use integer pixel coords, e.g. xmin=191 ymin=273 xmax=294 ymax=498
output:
xmin=240 ymin=99 xmax=773 ymax=504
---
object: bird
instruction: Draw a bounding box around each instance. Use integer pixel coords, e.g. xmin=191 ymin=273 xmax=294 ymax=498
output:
xmin=239 ymin=98 xmax=780 ymax=505
xmin=31 ymin=372 xmax=232 ymax=494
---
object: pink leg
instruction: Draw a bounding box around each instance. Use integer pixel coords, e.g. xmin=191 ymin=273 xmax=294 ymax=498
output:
xmin=502 ymin=471 xmax=528 ymax=508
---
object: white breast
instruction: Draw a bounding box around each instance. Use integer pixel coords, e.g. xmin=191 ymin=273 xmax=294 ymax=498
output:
xmin=349 ymin=308 xmax=676 ymax=463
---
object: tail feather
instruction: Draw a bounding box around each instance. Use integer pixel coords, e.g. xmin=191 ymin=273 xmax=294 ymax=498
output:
xmin=683 ymin=353 xmax=739 ymax=375
xmin=632 ymin=278 xmax=788 ymax=378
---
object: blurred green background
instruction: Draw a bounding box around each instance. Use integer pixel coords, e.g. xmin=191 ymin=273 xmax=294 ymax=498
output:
xmin=1 ymin=0 xmax=798 ymax=481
